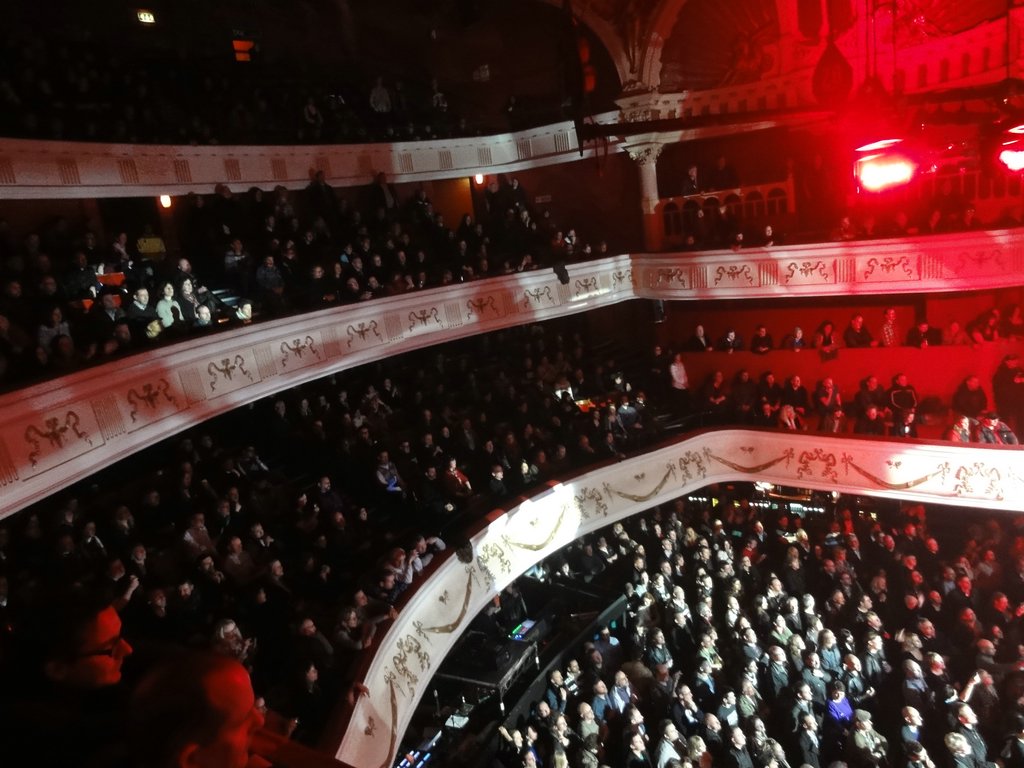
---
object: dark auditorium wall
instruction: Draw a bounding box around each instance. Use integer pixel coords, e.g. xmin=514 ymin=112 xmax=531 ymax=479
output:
xmin=0 ymin=199 xmax=105 ymax=243
xmin=500 ymin=152 xmax=644 ymax=251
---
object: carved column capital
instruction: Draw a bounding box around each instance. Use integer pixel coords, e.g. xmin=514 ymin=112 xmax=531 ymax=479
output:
xmin=625 ymin=142 xmax=665 ymax=167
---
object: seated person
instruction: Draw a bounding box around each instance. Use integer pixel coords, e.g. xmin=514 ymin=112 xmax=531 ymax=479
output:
xmin=968 ymin=310 xmax=1001 ymax=343
xmin=758 ymin=371 xmax=783 ymax=416
xmin=781 ymin=375 xmax=810 ymax=417
xmin=975 ymin=411 xmax=1019 ymax=444
xmin=813 ymin=320 xmax=839 ymax=355
xmin=890 ymin=408 xmax=919 ymax=439
xmin=777 ymin=404 xmax=806 ymax=431
xmin=854 ymin=404 xmax=886 ymax=436
xmin=843 ymin=314 xmax=877 ymax=348
xmin=717 ymin=328 xmax=743 ymax=353
xmin=943 ymin=320 xmax=972 ymax=346
xmin=945 ymin=414 xmax=974 ymax=442
xmin=906 ymin=319 xmax=941 ymax=348
xmin=814 ymin=377 xmax=844 ymax=433
xmin=888 ymin=373 xmax=918 ymax=421
xmin=125 ymin=286 xmax=159 ymax=336
xmin=686 ymin=325 xmax=714 ymax=352
xmin=753 ymin=401 xmax=778 ymax=427
xmin=750 ymin=325 xmax=773 ymax=354
xmin=952 ymin=376 xmax=987 ymax=420
xmin=154 ymin=282 xmax=184 ymax=329
xmin=780 ymin=326 xmax=806 ymax=351
xmin=854 ymin=376 xmax=890 ymax=420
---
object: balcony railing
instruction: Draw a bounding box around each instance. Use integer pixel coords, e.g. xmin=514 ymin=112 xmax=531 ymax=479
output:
xmin=1 ymin=227 xmax=1022 ymax=520
xmin=330 ymin=426 xmax=1023 ymax=768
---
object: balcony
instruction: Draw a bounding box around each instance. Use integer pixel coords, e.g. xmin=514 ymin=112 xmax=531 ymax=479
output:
xmin=1 ymin=228 xmax=1023 ymax=520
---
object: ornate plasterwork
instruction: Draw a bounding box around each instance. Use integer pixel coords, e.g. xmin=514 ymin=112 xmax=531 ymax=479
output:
xmin=631 ymin=229 xmax=1024 ymax=299
xmin=625 ymin=142 xmax=664 ymax=166
xmin=337 ymin=428 xmax=1023 ymax=767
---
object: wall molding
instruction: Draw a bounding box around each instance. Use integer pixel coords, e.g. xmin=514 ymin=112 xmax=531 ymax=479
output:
xmin=334 ymin=427 xmax=1024 ymax=768
xmin=0 ymin=118 xmax=622 ymax=198
xmin=1 ymin=228 xmax=1022 ymax=520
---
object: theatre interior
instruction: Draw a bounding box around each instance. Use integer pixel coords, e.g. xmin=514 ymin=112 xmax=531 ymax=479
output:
xmin=1 ymin=1 xmax=1024 ymax=767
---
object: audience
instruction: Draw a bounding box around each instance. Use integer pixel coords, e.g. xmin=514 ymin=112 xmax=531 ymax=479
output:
xmin=0 ymin=175 xmax=604 ymax=389
xmin=492 ymin=485 xmax=1024 ymax=768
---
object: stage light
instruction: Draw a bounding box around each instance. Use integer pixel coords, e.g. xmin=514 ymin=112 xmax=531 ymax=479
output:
xmin=233 ymin=39 xmax=256 ymax=62
xmin=137 ymin=10 xmax=156 ymax=24
xmin=999 ymin=147 xmax=1024 ymax=171
xmin=855 ymin=153 xmax=916 ymax=192
xmin=854 ymin=138 xmax=903 ymax=152
xmin=474 ymin=174 xmax=484 ymax=185
xmin=158 ymin=195 xmax=172 ymax=208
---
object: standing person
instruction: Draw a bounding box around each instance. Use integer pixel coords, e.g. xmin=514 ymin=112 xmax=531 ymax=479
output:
xmin=847 ymin=710 xmax=889 ymax=768
xmin=992 ymin=355 xmax=1024 ymax=435
xmin=670 ymin=353 xmax=690 ymax=416
xmin=880 ymin=307 xmax=899 ymax=348
xmin=815 ymin=378 xmax=844 ymax=433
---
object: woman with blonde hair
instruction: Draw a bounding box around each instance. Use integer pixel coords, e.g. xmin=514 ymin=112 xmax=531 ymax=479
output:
xmin=778 ymin=404 xmax=806 ymax=430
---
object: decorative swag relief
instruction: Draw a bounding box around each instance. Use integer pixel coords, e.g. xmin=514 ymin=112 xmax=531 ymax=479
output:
xmin=337 ymin=429 xmax=1024 ymax=768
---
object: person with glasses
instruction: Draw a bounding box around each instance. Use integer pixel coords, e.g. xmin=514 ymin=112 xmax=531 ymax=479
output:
xmin=127 ymin=652 xmax=265 ymax=768
xmin=0 ymin=588 xmax=133 ymax=765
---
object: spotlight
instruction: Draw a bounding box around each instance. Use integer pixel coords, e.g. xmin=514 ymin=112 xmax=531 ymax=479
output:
xmin=158 ymin=194 xmax=172 ymax=209
xmin=137 ymin=9 xmax=156 ymax=24
xmin=855 ymin=155 xmax=916 ymax=191
xmin=474 ymin=174 xmax=484 ymax=185
xmin=853 ymin=138 xmax=917 ymax=192
xmin=998 ymin=139 xmax=1024 ymax=171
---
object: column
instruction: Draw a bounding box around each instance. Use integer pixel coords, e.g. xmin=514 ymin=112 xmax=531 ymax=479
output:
xmin=625 ymin=141 xmax=665 ymax=252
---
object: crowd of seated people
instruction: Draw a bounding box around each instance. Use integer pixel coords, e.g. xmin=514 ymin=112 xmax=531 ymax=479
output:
xmin=493 ymin=493 xmax=1024 ymax=768
xmin=0 ymin=22 xmax=494 ymax=146
xmin=0 ymin=174 xmax=605 ymax=389
xmin=671 ymin=152 xmax=1024 ymax=253
xmin=0 ymin=316 xmax=666 ymax=760
xmin=655 ymin=311 xmax=1024 ymax=440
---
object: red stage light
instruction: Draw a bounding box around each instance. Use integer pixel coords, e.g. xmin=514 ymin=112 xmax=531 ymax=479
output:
xmin=855 ymin=154 xmax=916 ymax=191
xmin=854 ymin=138 xmax=903 ymax=152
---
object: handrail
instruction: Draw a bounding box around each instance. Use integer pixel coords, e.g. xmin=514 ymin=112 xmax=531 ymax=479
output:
xmin=0 ymin=115 xmax=621 ymax=198
xmin=329 ymin=426 xmax=1023 ymax=768
xmin=1 ymin=227 xmax=1023 ymax=520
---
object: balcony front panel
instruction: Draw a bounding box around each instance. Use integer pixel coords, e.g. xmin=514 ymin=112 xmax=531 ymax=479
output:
xmin=632 ymin=228 xmax=1024 ymax=300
